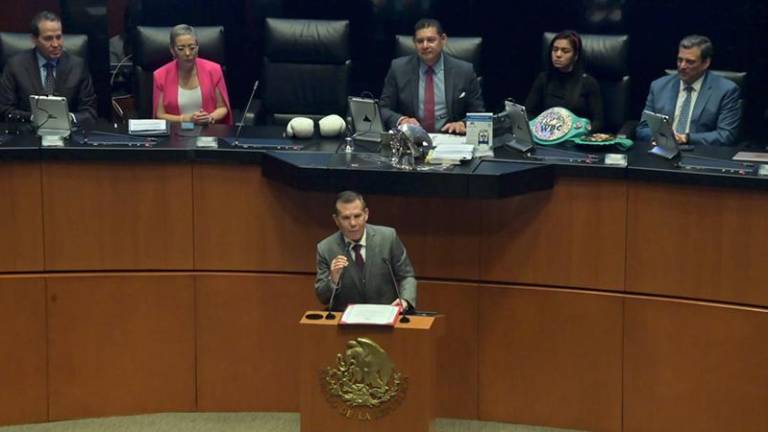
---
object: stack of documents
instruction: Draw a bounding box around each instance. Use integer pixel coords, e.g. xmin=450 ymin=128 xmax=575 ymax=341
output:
xmin=426 ymin=144 xmax=475 ymax=165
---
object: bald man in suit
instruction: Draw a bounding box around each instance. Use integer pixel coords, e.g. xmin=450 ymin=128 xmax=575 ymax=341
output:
xmin=380 ymin=18 xmax=484 ymax=135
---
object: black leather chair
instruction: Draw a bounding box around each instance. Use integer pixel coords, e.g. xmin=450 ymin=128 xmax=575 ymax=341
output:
xmin=260 ymin=18 xmax=350 ymax=124
xmin=542 ymin=32 xmax=630 ymax=133
xmin=131 ymin=26 xmax=225 ymax=119
xmin=0 ymin=32 xmax=89 ymax=73
xmin=394 ymin=34 xmax=482 ymax=76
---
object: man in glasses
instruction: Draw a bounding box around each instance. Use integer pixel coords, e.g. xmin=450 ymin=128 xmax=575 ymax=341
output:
xmin=0 ymin=11 xmax=97 ymax=125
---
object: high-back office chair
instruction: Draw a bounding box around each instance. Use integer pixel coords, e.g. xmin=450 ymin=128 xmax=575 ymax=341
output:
xmin=542 ymin=32 xmax=630 ymax=133
xmin=132 ymin=26 xmax=225 ymax=119
xmin=664 ymin=68 xmax=747 ymax=90
xmin=260 ymin=18 xmax=350 ymax=124
xmin=393 ymin=34 xmax=483 ymax=76
xmin=0 ymin=32 xmax=89 ymax=73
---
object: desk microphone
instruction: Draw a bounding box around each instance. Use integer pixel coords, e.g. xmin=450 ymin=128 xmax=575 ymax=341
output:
xmin=382 ymin=256 xmax=410 ymax=323
xmin=325 ymin=265 xmax=345 ymax=319
xmin=233 ymin=80 xmax=259 ymax=146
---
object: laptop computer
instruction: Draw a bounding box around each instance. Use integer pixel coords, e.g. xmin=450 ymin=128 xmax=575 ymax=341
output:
xmin=642 ymin=110 xmax=678 ymax=159
xmin=348 ymin=96 xmax=385 ymax=143
xmin=29 ymin=95 xmax=71 ymax=138
xmin=493 ymin=101 xmax=534 ymax=152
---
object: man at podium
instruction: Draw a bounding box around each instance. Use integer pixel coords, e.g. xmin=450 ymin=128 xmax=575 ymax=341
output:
xmin=315 ymin=191 xmax=417 ymax=312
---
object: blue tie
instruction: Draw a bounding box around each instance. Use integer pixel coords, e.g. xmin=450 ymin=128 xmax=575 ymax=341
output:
xmin=675 ymin=85 xmax=694 ymax=134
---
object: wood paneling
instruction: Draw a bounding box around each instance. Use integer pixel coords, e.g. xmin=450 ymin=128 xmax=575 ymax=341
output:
xmin=0 ymin=277 xmax=47 ymax=425
xmin=42 ymin=161 xmax=194 ymax=270
xmin=369 ymin=195 xmax=481 ymax=281
xmin=47 ymin=274 xmax=196 ymax=419
xmin=481 ymin=177 xmax=626 ymax=291
xmin=195 ymin=273 xmax=317 ymax=411
xmin=627 ymin=181 xmax=768 ymax=306
xmin=419 ymin=281 xmax=478 ymax=419
xmin=624 ymin=297 xmax=768 ymax=432
xmin=0 ymin=162 xmax=44 ymax=272
xmin=478 ymin=285 xmax=623 ymax=432
xmin=193 ymin=163 xmax=331 ymax=272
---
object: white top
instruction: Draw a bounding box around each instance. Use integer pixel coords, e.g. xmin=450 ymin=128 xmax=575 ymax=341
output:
xmin=178 ymin=86 xmax=202 ymax=115
xmin=674 ymin=75 xmax=704 ymax=134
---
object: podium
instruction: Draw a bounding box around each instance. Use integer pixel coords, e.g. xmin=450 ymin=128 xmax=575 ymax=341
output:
xmin=299 ymin=311 xmax=444 ymax=432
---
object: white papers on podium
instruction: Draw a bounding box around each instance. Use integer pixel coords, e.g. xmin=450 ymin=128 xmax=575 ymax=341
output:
xmin=128 ymin=119 xmax=169 ymax=136
xmin=340 ymin=304 xmax=401 ymax=326
xmin=426 ymin=144 xmax=475 ymax=165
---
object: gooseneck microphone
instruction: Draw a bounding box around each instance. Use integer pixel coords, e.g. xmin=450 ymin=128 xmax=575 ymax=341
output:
xmin=325 ymin=265 xmax=345 ymax=319
xmin=233 ymin=80 xmax=259 ymax=146
xmin=382 ymin=256 xmax=410 ymax=323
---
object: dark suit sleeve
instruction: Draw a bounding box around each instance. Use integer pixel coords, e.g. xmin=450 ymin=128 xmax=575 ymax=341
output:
xmin=584 ymin=76 xmax=604 ymax=132
xmin=688 ymin=84 xmax=741 ymax=147
xmin=390 ymin=230 xmax=417 ymax=308
xmin=379 ymin=60 xmax=403 ymax=130
xmin=72 ymin=67 xmax=97 ymax=125
xmin=0 ymin=66 xmax=30 ymax=121
xmin=635 ymin=81 xmax=657 ymax=142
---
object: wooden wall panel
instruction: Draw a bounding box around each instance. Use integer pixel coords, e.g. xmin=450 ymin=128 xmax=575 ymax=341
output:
xmin=624 ymin=297 xmax=768 ymax=432
xmin=478 ymin=285 xmax=623 ymax=432
xmin=193 ymin=163 xmax=331 ymax=272
xmin=41 ymin=161 xmax=194 ymax=271
xmin=196 ymin=273 xmax=317 ymax=411
xmin=419 ymin=281 xmax=478 ymax=419
xmin=0 ymin=277 xmax=47 ymax=425
xmin=480 ymin=177 xmax=626 ymax=291
xmin=627 ymin=181 xmax=768 ymax=306
xmin=47 ymin=274 xmax=196 ymax=419
xmin=369 ymin=196 xmax=481 ymax=281
xmin=0 ymin=162 xmax=44 ymax=272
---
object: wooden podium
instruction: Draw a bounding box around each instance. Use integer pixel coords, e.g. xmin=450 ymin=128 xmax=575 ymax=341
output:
xmin=299 ymin=311 xmax=444 ymax=432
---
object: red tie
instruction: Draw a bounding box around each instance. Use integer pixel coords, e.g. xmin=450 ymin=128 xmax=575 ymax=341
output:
xmin=423 ymin=66 xmax=435 ymax=132
xmin=352 ymin=243 xmax=365 ymax=273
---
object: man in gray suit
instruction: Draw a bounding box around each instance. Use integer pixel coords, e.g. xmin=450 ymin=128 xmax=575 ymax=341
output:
xmin=315 ymin=191 xmax=417 ymax=312
xmin=636 ymin=34 xmax=740 ymax=146
xmin=380 ymin=18 xmax=484 ymax=135
xmin=0 ymin=11 xmax=97 ymax=125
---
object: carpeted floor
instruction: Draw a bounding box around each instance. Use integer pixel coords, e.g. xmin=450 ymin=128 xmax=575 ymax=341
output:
xmin=0 ymin=413 xmax=583 ymax=432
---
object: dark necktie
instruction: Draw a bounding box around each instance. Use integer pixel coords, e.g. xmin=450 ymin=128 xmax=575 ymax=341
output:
xmin=352 ymin=243 xmax=365 ymax=273
xmin=675 ymin=85 xmax=694 ymax=134
xmin=44 ymin=62 xmax=56 ymax=96
xmin=423 ymin=66 xmax=435 ymax=132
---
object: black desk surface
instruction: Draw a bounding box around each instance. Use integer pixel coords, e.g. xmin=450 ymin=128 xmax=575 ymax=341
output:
xmin=2 ymin=123 xmax=768 ymax=196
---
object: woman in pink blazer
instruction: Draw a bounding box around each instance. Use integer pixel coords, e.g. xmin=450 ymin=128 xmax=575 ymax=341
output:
xmin=153 ymin=24 xmax=232 ymax=125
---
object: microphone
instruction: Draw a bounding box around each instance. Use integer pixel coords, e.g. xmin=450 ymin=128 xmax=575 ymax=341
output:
xmin=382 ymin=256 xmax=410 ymax=323
xmin=325 ymin=264 xmax=345 ymax=319
xmin=233 ymin=80 xmax=259 ymax=146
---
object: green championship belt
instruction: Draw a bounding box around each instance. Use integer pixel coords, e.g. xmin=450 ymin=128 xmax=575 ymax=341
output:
xmin=573 ymin=133 xmax=634 ymax=150
xmin=529 ymin=107 xmax=591 ymax=145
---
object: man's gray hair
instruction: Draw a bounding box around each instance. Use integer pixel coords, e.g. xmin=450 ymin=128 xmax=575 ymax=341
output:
xmin=679 ymin=34 xmax=714 ymax=61
xmin=169 ymin=24 xmax=198 ymax=47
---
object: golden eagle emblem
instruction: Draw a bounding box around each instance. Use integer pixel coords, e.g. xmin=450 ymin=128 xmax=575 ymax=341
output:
xmin=320 ymin=337 xmax=407 ymax=420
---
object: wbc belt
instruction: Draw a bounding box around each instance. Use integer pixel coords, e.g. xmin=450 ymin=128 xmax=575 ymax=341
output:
xmin=529 ymin=107 xmax=591 ymax=145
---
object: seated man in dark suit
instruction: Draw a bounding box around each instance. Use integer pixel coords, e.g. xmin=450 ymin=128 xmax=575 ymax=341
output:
xmin=636 ymin=34 xmax=740 ymax=146
xmin=0 ymin=11 xmax=97 ymax=125
xmin=315 ymin=191 xmax=416 ymax=312
xmin=380 ymin=18 xmax=484 ymax=135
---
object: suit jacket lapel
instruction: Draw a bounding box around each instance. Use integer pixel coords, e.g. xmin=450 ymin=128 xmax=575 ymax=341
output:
xmin=363 ymin=227 xmax=377 ymax=289
xmin=443 ymin=55 xmax=456 ymax=120
xmin=404 ymin=56 xmax=420 ymax=117
xmin=690 ymin=72 xmax=712 ymax=131
xmin=336 ymin=232 xmax=365 ymax=303
xmin=53 ymin=52 xmax=71 ymax=95
xmin=666 ymin=76 xmax=680 ymax=116
xmin=24 ymin=50 xmax=46 ymax=95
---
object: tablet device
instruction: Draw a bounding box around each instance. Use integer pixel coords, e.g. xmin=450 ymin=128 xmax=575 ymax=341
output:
xmin=642 ymin=110 xmax=679 ymax=159
xmin=348 ymin=96 xmax=385 ymax=143
xmin=29 ymin=95 xmax=71 ymax=138
xmin=493 ymin=101 xmax=534 ymax=152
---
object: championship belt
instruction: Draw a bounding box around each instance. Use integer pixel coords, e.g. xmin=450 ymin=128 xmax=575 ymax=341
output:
xmin=529 ymin=107 xmax=591 ymax=145
xmin=573 ymin=133 xmax=634 ymax=150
